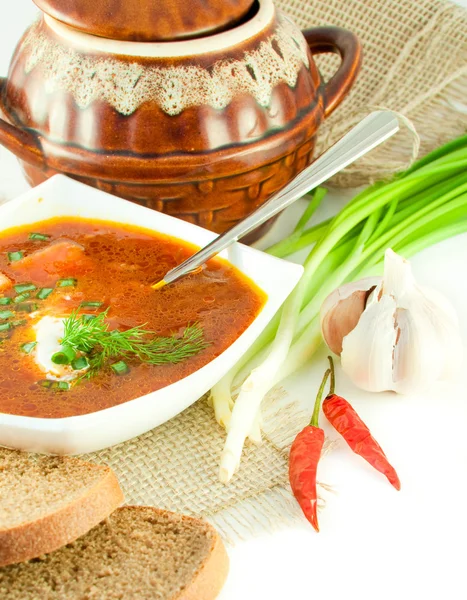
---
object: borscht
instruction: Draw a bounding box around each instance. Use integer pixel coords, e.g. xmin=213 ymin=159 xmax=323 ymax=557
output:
xmin=0 ymin=218 xmax=265 ymax=418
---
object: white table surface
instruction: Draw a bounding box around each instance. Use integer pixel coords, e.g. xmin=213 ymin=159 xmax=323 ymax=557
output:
xmin=1 ymin=3 xmax=467 ymax=599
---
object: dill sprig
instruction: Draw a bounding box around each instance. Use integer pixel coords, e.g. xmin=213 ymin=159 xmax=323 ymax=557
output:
xmin=61 ymin=310 xmax=208 ymax=378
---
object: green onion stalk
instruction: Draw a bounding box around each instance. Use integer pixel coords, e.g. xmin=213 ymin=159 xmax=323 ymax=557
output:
xmin=213 ymin=135 xmax=467 ymax=483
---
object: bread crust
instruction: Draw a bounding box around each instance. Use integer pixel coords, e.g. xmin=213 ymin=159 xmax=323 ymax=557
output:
xmin=0 ymin=465 xmax=124 ymax=567
xmin=107 ymin=506 xmax=230 ymax=600
xmin=177 ymin=521 xmax=230 ymax=600
xmin=0 ymin=504 xmax=229 ymax=599
xmin=114 ymin=506 xmax=229 ymax=600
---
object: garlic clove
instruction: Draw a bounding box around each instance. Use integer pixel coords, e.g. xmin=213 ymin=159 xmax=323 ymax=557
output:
xmin=419 ymin=285 xmax=464 ymax=381
xmin=320 ymin=277 xmax=381 ymax=355
xmin=392 ymin=288 xmax=463 ymax=393
xmin=392 ymin=307 xmax=441 ymax=394
xmin=419 ymin=284 xmax=461 ymax=328
xmin=341 ymin=288 xmax=397 ymax=392
xmin=382 ymin=249 xmax=463 ymax=392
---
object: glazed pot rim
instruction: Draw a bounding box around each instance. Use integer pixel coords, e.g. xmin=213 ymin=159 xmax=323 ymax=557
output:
xmin=44 ymin=0 xmax=276 ymax=58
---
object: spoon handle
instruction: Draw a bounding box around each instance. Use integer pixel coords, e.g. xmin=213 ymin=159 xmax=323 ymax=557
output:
xmin=157 ymin=110 xmax=399 ymax=287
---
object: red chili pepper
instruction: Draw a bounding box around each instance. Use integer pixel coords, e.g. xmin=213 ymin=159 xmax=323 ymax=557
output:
xmin=289 ymin=367 xmax=331 ymax=532
xmin=323 ymin=357 xmax=401 ymax=491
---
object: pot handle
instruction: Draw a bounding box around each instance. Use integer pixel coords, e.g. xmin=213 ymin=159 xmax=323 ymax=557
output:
xmin=0 ymin=77 xmax=46 ymax=169
xmin=303 ymin=27 xmax=362 ymax=119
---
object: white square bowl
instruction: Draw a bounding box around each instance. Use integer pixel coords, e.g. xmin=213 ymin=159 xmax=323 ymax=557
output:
xmin=0 ymin=175 xmax=303 ymax=455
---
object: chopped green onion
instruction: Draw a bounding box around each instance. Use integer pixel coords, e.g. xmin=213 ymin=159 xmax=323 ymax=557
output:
xmin=0 ymin=310 xmax=14 ymax=320
xmin=110 ymin=361 xmax=130 ymax=376
xmin=16 ymin=303 xmax=39 ymax=313
xmin=82 ymin=314 xmax=97 ymax=323
xmin=58 ymin=278 xmax=77 ymax=287
xmin=29 ymin=232 xmax=50 ymax=241
xmin=37 ymin=288 xmax=54 ymax=300
xmin=8 ymin=251 xmax=23 ymax=262
xmin=11 ymin=319 xmax=27 ymax=328
xmin=0 ymin=323 xmax=11 ymax=332
xmin=39 ymin=379 xmax=53 ymax=388
xmin=80 ymin=301 xmax=103 ymax=309
xmin=14 ymin=283 xmax=36 ymax=294
xmin=51 ymin=346 xmax=77 ymax=365
xmin=21 ymin=341 xmax=37 ymax=354
xmin=71 ymin=356 xmax=89 ymax=370
xmin=55 ymin=381 xmax=70 ymax=391
xmin=14 ymin=293 xmax=31 ymax=303
xmin=0 ymin=298 xmax=12 ymax=305
xmin=38 ymin=380 xmax=69 ymax=391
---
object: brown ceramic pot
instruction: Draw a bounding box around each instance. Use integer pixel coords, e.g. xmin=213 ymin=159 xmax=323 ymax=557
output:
xmin=33 ymin=0 xmax=256 ymax=41
xmin=0 ymin=0 xmax=361 ymax=238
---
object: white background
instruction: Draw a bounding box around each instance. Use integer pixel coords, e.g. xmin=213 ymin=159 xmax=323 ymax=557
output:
xmin=1 ymin=3 xmax=467 ymax=599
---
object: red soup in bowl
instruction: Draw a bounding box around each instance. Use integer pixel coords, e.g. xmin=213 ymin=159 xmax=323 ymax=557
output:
xmin=0 ymin=218 xmax=265 ymax=418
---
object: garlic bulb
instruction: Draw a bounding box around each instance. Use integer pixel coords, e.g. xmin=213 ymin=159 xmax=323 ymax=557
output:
xmin=320 ymin=249 xmax=464 ymax=394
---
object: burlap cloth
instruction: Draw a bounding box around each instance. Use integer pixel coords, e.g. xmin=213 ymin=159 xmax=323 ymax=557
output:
xmin=2 ymin=0 xmax=465 ymax=542
xmin=81 ymin=0 xmax=467 ymax=542
xmin=84 ymin=392 xmax=311 ymax=543
xmin=289 ymin=0 xmax=467 ymax=187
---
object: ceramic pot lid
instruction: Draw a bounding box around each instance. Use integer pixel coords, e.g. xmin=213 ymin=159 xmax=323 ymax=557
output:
xmin=33 ymin=0 xmax=257 ymax=42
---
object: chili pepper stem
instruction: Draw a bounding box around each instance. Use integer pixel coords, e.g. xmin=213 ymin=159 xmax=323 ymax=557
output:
xmin=328 ymin=356 xmax=336 ymax=395
xmin=310 ymin=368 xmax=331 ymax=427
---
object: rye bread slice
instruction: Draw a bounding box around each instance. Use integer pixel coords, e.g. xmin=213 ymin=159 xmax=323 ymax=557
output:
xmin=0 ymin=506 xmax=229 ymax=600
xmin=0 ymin=447 xmax=124 ymax=567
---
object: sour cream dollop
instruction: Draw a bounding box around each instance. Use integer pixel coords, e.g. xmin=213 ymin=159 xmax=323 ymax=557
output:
xmin=33 ymin=316 xmax=80 ymax=381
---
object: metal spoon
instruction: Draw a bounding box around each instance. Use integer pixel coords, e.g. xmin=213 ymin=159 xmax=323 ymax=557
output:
xmin=152 ymin=111 xmax=399 ymax=289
